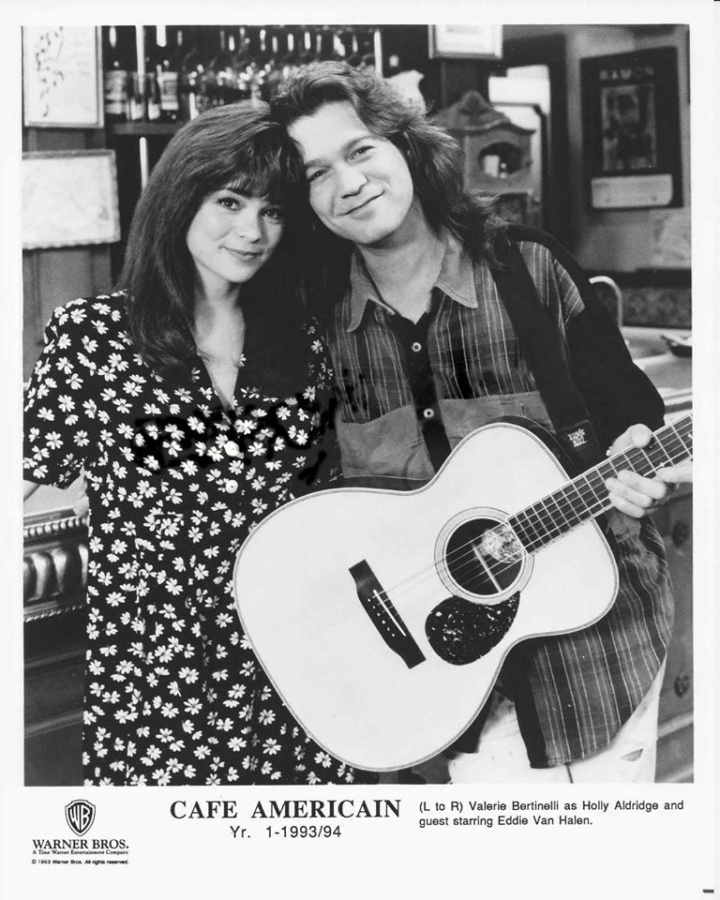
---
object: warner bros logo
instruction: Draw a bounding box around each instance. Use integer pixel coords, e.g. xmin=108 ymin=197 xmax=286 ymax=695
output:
xmin=65 ymin=799 xmax=96 ymax=837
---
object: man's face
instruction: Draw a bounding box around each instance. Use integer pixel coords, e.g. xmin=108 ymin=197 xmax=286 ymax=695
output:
xmin=287 ymin=101 xmax=416 ymax=248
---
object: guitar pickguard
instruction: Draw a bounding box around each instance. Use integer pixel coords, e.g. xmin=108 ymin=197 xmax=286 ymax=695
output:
xmin=425 ymin=593 xmax=520 ymax=665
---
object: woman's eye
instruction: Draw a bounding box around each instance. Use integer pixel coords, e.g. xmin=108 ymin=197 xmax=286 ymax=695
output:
xmin=218 ymin=195 xmax=239 ymax=210
xmin=264 ymin=207 xmax=285 ymax=222
xmin=350 ymin=144 xmax=373 ymax=160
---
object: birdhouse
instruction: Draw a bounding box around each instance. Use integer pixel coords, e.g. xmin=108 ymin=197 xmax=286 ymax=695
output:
xmin=434 ymin=90 xmax=535 ymax=197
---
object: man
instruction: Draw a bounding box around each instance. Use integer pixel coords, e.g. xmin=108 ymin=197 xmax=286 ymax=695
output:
xmin=272 ymin=63 xmax=675 ymax=783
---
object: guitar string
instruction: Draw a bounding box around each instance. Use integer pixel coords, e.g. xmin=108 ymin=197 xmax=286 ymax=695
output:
xmin=372 ymin=424 xmax=692 ymax=608
xmin=378 ymin=469 xmax=661 ymax=608
xmin=381 ymin=427 xmax=692 ymax=604
xmin=379 ymin=432 xmax=691 ymax=608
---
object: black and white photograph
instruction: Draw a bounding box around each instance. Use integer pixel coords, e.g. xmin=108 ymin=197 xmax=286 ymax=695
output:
xmin=582 ymin=46 xmax=684 ymax=208
xmin=1 ymin=1 xmax=717 ymax=898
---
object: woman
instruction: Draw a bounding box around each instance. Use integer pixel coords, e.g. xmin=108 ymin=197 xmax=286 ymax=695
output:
xmin=23 ymin=102 xmax=373 ymax=786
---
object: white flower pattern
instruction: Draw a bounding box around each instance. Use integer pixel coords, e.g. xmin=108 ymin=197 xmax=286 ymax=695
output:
xmin=24 ymin=294 xmax=372 ymax=787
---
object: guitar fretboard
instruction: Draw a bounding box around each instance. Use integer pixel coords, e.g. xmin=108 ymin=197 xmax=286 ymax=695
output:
xmin=508 ymin=415 xmax=692 ymax=554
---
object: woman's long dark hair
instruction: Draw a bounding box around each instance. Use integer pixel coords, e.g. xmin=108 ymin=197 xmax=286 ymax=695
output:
xmin=272 ymin=62 xmax=507 ymax=316
xmin=118 ymin=101 xmax=314 ymax=393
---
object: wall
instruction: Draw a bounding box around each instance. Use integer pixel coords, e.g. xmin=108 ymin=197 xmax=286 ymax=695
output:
xmin=23 ymin=119 xmax=113 ymax=381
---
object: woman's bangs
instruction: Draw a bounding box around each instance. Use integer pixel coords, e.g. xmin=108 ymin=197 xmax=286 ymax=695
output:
xmin=224 ymin=148 xmax=294 ymax=205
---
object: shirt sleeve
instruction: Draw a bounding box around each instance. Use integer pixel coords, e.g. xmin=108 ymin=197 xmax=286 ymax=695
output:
xmin=514 ymin=226 xmax=664 ymax=449
xmin=24 ymin=299 xmax=103 ymax=487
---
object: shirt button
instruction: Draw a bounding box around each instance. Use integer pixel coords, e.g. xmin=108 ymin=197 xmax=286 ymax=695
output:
xmin=422 ymin=408 xmax=435 ymax=419
xmin=411 ymin=341 xmax=422 ymax=353
xmin=225 ymin=479 xmax=239 ymax=493
xmin=225 ymin=440 xmax=241 ymax=457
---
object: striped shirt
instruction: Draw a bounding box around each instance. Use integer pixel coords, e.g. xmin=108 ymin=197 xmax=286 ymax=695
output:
xmin=325 ymin=224 xmax=673 ymax=767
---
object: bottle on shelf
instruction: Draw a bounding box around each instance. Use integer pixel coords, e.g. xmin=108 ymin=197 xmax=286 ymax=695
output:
xmin=103 ymin=26 xmax=131 ymax=123
xmin=250 ymin=28 xmax=270 ymax=103
xmin=316 ymin=27 xmax=334 ymax=62
xmin=208 ymin=28 xmax=243 ymax=107
xmin=263 ymin=29 xmax=284 ymax=100
xmin=179 ymin=28 xmax=207 ymax=120
xmin=243 ymin=28 xmax=264 ymax=105
xmin=360 ymin=31 xmax=378 ymax=71
xmin=280 ymin=27 xmax=301 ymax=82
xmin=143 ymin=26 xmax=161 ymax=122
xmin=299 ymin=28 xmax=316 ymax=66
xmin=156 ymin=26 xmax=182 ymax=121
xmin=332 ymin=29 xmax=348 ymax=64
xmin=347 ymin=32 xmax=362 ymax=68
xmin=231 ymin=27 xmax=254 ymax=103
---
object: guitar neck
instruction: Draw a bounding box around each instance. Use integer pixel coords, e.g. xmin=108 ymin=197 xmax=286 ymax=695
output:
xmin=509 ymin=415 xmax=692 ymax=553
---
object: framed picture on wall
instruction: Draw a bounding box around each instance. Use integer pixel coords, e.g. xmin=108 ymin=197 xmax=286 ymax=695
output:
xmin=428 ymin=25 xmax=503 ymax=60
xmin=22 ymin=150 xmax=120 ymax=250
xmin=22 ymin=26 xmax=103 ymax=128
xmin=581 ymin=47 xmax=683 ymax=209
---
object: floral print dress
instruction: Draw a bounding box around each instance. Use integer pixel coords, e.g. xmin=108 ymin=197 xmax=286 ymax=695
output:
xmin=24 ymin=294 xmax=374 ymax=786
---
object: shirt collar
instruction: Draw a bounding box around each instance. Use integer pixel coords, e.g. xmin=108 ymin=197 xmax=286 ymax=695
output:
xmin=345 ymin=230 xmax=478 ymax=333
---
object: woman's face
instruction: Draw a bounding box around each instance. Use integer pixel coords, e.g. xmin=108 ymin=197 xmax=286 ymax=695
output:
xmin=186 ymin=187 xmax=285 ymax=297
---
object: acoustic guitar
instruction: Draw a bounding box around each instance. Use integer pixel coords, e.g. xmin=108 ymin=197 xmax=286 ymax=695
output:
xmin=233 ymin=414 xmax=692 ymax=771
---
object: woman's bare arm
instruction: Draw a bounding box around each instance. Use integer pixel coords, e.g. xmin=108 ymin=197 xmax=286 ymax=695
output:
xmin=23 ymin=480 xmax=39 ymax=501
xmin=23 ymin=477 xmax=89 ymax=516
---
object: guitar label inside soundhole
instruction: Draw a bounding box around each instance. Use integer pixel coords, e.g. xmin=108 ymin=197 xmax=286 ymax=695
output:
xmin=480 ymin=522 xmax=524 ymax=564
xmin=444 ymin=516 xmax=523 ymax=599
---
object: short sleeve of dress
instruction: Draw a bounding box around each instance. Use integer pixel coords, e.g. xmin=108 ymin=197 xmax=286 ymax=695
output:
xmin=296 ymin=320 xmax=343 ymax=491
xmin=24 ymin=298 xmax=105 ymax=487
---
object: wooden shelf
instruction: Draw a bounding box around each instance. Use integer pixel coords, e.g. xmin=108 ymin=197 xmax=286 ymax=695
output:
xmin=110 ymin=122 xmax=181 ymax=137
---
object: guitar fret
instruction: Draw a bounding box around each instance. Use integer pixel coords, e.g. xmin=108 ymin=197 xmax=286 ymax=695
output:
xmin=511 ymin=509 xmax=550 ymax=550
xmin=674 ymin=426 xmax=693 ymax=456
xmin=546 ymin=492 xmax=575 ymax=531
xmin=567 ymin=476 xmax=604 ymax=523
xmin=515 ymin=414 xmax=692 ymax=555
xmin=653 ymin=437 xmax=675 ymax=465
xmin=525 ymin=488 xmax=576 ymax=545
xmin=521 ymin=504 xmax=552 ymax=545
xmin=582 ymin=470 xmax=609 ymax=510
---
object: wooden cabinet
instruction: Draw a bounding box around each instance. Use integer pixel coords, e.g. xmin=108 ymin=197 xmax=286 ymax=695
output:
xmin=24 ymin=510 xmax=87 ymax=785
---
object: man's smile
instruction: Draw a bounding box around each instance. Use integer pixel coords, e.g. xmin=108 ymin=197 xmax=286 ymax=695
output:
xmin=340 ymin=193 xmax=383 ymax=216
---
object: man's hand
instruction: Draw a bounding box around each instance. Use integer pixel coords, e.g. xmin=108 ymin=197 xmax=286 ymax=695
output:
xmin=604 ymin=424 xmax=670 ymax=519
xmin=657 ymin=461 xmax=693 ymax=485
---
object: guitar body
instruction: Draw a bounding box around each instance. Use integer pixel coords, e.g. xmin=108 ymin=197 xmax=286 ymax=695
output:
xmin=233 ymin=419 xmax=619 ymax=772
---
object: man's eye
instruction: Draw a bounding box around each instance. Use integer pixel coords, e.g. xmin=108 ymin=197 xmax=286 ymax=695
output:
xmin=351 ymin=144 xmax=373 ymax=159
xmin=307 ymin=169 xmax=326 ymax=185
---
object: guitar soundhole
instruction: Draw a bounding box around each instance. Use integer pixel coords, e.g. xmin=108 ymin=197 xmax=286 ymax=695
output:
xmin=426 ymin=594 xmax=520 ymax=665
xmin=445 ymin=517 xmax=523 ymax=599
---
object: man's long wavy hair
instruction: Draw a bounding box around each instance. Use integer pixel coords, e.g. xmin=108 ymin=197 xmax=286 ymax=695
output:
xmin=119 ymin=101 xmax=312 ymax=392
xmin=272 ymin=62 xmax=506 ymax=311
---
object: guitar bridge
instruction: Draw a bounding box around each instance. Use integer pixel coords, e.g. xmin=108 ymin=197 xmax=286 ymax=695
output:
xmin=348 ymin=560 xmax=426 ymax=669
